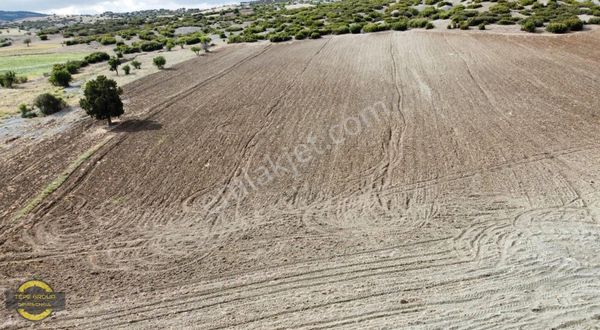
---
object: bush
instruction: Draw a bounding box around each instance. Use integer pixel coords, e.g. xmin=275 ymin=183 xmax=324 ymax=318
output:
xmin=362 ymin=23 xmax=379 ymax=32
xmin=121 ymin=45 xmax=141 ymax=54
xmin=166 ymin=41 xmax=175 ymax=51
xmin=362 ymin=23 xmax=390 ymax=33
xmin=140 ymin=41 xmax=163 ymax=52
xmin=49 ymin=69 xmax=72 ymax=87
xmin=521 ymin=20 xmax=536 ymax=32
xmin=309 ymin=31 xmax=321 ymax=39
xmin=546 ymin=22 xmax=569 ymax=33
xmin=131 ymin=60 xmax=141 ymax=69
xmin=562 ymin=17 xmax=583 ymax=31
xmin=153 ymin=56 xmax=166 ymax=69
xmin=349 ymin=23 xmax=363 ymax=34
xmin=65 ymin=60 xmax=84 ymax=74
xmin=332 ymin=25 xmax=349 ymax=35
xmin=19 ymin=104 xmax=37 ymax=118
xmin=408 ymin=18 xmax=431 ymax=28
xmin=459 ymin=21 xmax=470 ymax=30
xmin=34 ymin=93 xmax=66 ymax=115
xmin=391 ymin=20 xmax=408 ymax=31
xmin=0 ymin=71 xmax=17 ymax=88
xmin=497 ymin=18 xmax=515 ymax=25
xmin=588 ymin=17 xmax=600 ymax=25
xmin=123 ymin=65 xmax=131 ymax=75
xmin=39 ymin=35 xmax=48 ymax=41
xmin=269 ymin=32 xmax=292 ymax=42
xmin=426 ymin=22 xmax=435 ymax=29
xmin=84 ymin=52 xmax=110 ymax=64
xmin=191 ymin=46 xmax=201 ymax=55
xmin=295 ymin=30 xmax=309 ymax=40
xmin=100 ymin=36 xmax=117 ymax=45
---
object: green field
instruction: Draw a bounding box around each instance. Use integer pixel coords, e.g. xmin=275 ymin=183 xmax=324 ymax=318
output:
xmin=0 ymin=53 xmax=88 ymax=77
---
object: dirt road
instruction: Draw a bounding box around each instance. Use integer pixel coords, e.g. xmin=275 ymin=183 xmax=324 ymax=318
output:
xmin=2 ymin=30 xmax=600 ymax=328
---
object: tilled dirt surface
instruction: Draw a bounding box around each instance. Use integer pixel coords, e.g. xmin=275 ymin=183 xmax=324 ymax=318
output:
xmin=2 ymin=30 xmax=600 ymax=328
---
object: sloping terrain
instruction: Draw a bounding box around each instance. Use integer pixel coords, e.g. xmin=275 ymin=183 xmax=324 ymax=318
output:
xmin=1 ymin=30 xmax=600 ymax=328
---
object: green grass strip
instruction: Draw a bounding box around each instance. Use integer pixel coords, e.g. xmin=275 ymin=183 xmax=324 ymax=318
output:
xmin=13 ymin=136 xmax=112 ymax=221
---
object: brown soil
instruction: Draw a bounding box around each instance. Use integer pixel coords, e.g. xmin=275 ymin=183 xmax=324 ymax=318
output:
xmin=1 ymin=30 xmax=600 ymax=328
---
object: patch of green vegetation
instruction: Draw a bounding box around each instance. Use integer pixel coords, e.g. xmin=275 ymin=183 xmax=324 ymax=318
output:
xmin=0 ymin=53 xmax=87 ymax=77
xmin=5 ymin=0 xmax=600 ymax=47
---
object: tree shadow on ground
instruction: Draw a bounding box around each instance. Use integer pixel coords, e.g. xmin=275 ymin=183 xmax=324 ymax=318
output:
xmin=113 ymin=119 xmax=162 ymax=132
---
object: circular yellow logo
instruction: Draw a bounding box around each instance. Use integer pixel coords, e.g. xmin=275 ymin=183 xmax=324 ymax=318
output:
xmin=5 ymin=279 xmax=65 ymax=321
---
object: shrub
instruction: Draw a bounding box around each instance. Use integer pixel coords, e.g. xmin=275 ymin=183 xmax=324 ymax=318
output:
xmin=153 ymin=56 xmax=166 ymax=69
xmin=49 ymin=69 xmax=72 ymax=87
xmin=84 ymin=52 xmax=110 ymax=64
xmin=140 ymin=41 xmax=163 ymax=52
xmin=39 ymin=35 xmax=48 ymax=41
xmin=65 ymin=60 xmax=84 ymax=74
xmin=0 ymin=38 xmax=11 ymax=47
xmin=184 ymin=35 xmax=202 ymax=45
xmin=562 ymin=17 xmax=583 ymax=31
xmin=362 ymin=22 xmax=389 ymax=33
xmin=332 ymin=25 xmax=350 ymax=35
xmin=588 ymin=17 xmax=600 ymax=25
xmin=460 ymin=21 xmax=470 ymax=30
xmin=479 ymin=23 xmax=486 ymax=30
xmin=391 ymin=20 xmax=408 ymax=31
xmin=362 ymin=23 xmax=379 ymax=32
xmin=0 ymin=71 xmax=17 ymax=88
xmin=295 ymin=30 xmax=309 ymax=40
xmin=349 ymin=23 xmax=362 ymax=34
xmin=269 ymin=32 xmax=292 ymax=42
xmin=80 ymin=75 xmax=123 ymax=126
xmin=309 ymin=31 xmax=321 ymax=39
xmin=121 ymin=45 xmax=141 ymax=54
xmin=489 ymin=4 xmax=511 ymax=14
xmin=131 ymin=60 xmax=141 ymax=69
xmin=409 ymin=18 xmax=431 ymax=28
xmin=546 ymin=22 xmax=569 ymax=33
xmin=497 ymin=18 xmax=515 ymax=25
xmin=34 ymin=93 xmax=66 ymax=115
xmin=19 ymin=104 xmax=37 ymax=118
xmin=123 ymin=64 xmax=131 ymax=75
xmin=166 ymin=41 xmax=175 ymax=51
xmin=100 ymin=36 xmax=117 ymax=45
xmin=191 ymin=46 xmax=201 ymax=55
xmin=521 ymin=20 xmax=536 ymax=32
xmin=426 ymin=22 xmax=435 ymax=29
xmin=228 ymin=35 xmax=244 ymax=43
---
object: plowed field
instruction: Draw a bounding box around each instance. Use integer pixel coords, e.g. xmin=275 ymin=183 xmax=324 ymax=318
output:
xmin=2 ymin=30 xmax=600 ymax=328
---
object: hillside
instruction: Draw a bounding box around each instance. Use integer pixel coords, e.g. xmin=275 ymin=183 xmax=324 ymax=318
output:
xmin=0 ymin=10 xmax=46 ymax=22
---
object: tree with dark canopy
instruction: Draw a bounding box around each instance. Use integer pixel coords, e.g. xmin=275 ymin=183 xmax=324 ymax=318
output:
xmin=80 ymin=75 xmax=124 ymax=126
